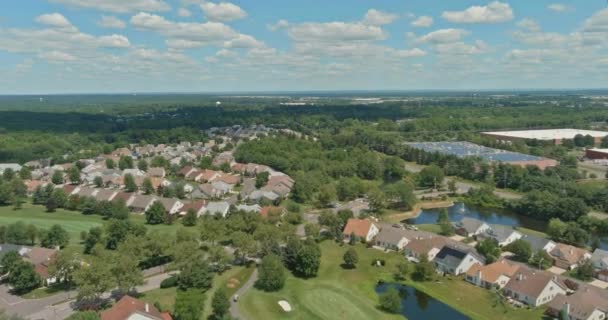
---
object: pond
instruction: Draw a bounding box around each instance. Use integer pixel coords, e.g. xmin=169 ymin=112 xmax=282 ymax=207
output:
xmin=405 ymin=202 xmax=547 ymax=231
xmin=376 ymin=283 xmax=470 ymax=320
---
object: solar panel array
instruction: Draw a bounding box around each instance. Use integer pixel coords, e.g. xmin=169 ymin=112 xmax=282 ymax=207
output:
xmin=406 ymin=141 xmax=546 ymax=162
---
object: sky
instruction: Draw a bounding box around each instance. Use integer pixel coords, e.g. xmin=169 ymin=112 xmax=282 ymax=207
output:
xmin=1 ymin=1 xmax=608 ymax=94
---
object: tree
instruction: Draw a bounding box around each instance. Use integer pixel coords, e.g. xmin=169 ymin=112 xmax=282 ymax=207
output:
xmin=211 ymin=288 xmax=230 ymax=319
xmin=0 ymin=251 xmax=21 ymax=274
xmin=104 ymin=219 xmax=147 ymax=250
xmin=293 ymin=240 xmax=321 ymax=278
xmin=413 ymin=254 xmax=435 ymax=281
xmin=437 ymin=209 xmax=454 ymax=236
xmin=141 ymin=178 xmax=155 ymax=195
xmin=19 ymin=166 xmax=31 ymax=180
xmin=304 ymin=223 xmax=320 ymax=241
xmin=394 ymin=262 xmax=410 ymax=281
xmin=504 ymin=239 xmax=532 ymax=262
xmin=177 ymin=258 xmax=214 ymax=290
xmin=105 ymin=158 xmax=115 ymax=169
xmin=255 ymin=254 xmax=286 ymax=292
xmin=137 ymin=159 xmax=148 ymax=171
xmin=475 ymin=239 xmax=501 ymax=264
xmin=41 ymin=225 xmax=70 ymax=248
xmin=51 ymin=170 xmax=64 ymax=185
xmin=8 ymin=261 xmax=41 ymax=294
xmin=385 ymin=181 xmax=416 ymax=209
xmin=68 ymin=166 xmax=81 ymax=184
xmin=123 ymin=174 xmax=138 ymax=193
xmin=145 ymin=201 xmax=166 ymax=225
xmin=575 ymin=259 xmax=594 ymax=281
xmin=255 ymin=171 xmax=269 ymax=188
xmin=342 ymin=248 xmax=358 ymax=269
xmin=118 ymin=156 xmax=133 ymax=170
xmin=318 ymin=211 xmax=343 ymax=240
xmin=110 ymin=251 xmax=143 ymax=295
xmin=50 ymin=189 xmax=68 ymax=208
xmin=368 ymin=188 xmax=387 ymax=212
xmin=231 ymin=231 xmax=258 ymax=262
xmin=379 ymin=287 xmax=401 ymax=314
xmin=529 ymin=249 xmax=552 ymax=270
xmin=74 ymin=259 xmax=114 ymax=307
xmin=418 ymin=165 xmax=444 ymax=189
xmin=84 ymin=227 xmax=102 ymax=254
xmin=49 ymin=249 xmax=81 ymax=286
xmin=65 ymin=311 xmax=100 ymax=320
xmin=173 ymin=289 xmax=204 ymax=320
xmin=93 ymin=176 xmax=103 ymax=188
xmin=316 ymin=184 xmax=337 ymax=208
xmin=45 ymin=197 xmax=58 ymax=212
xmin=2 ymin=168 xmax=15 ymax=181
xmin=182 ymin=209 xmax=197 ymax=227
xmin=448 ymin=179 xmax=457 ymax=195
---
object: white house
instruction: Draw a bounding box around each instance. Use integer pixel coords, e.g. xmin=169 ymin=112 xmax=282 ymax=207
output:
xmin=342 ymin=219 xmax=379 ymax=243
xmin=503 ymin=268 xmax=567 ymax=307
xmin=434 ymin=245 xmax=485 ymax=275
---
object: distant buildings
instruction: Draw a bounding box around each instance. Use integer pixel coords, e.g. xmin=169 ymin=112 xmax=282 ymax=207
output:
xmin=482 ymin=129 xmax=608 ymax=145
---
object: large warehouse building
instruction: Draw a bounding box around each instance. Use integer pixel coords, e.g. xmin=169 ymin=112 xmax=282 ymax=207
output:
xmin=406 ymin=141 xmax=558 ymax=169
xmin=586 ymin=148 xmax=608 ymax=160
xmin=481 ymin=129 xmax=608 ymax=145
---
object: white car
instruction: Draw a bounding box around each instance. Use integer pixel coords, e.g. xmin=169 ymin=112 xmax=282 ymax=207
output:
xmin=233 ymin=294 xmax=239 ymax=302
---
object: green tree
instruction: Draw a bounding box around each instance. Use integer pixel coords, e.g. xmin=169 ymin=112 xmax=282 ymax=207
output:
xmin=529 ymin=249 xmax=552 ymax=270
xmin=394 ymin=261 xmax=410 ymax=281
xmin=93 ymin=176 xmax=103 ymax=188
xmin=123 ymin=174 xmax=138 ymax=193
xmin=105 ymin=158 xmax=115 ymax=169
xmin=51 ymin=170 xmax=64 ymax=185
xmin=8 ymin=261 xmax=41 ymax=294
xmin=145 ymin=201 xmax=166 ymax=225
xmin=379 ymin=287 xmax=401 ymax=314
xmin=294 ymin=240 xmax=321 ymax=278
xmin=65 ymin=311 xmax=100 ymax=320
xmin=49 ymin=249 xmax=81 ymax=286
xmin=50 ymin=189 xmax=68 ymax=208
xmin=2 ymin=168 xmax=15 ymax=181
xmin=118 ymin=156 xmax=134 ymax=170
xmin=255 ymin=254 xmax=286 ymax=292
xmin=342 ymin=248 xmax=358 ymax=269
xmin=448 ymin=179 xmax=457 ymax=195
xmin=255 ymin=171 xmax=269 ymax=188
xmin=211 ymin=287 xmax=230 ymax=319
xmin=418 ymin=165 xmax=444 ymax=189
xmin=74 ymin=258 xmax=114 ymax=307
xmin=575 ymin=259 xmax=594 ymax=281
xmin=177 ymin=258 xmax=213 ymax=291
xmin=173 ymin=289 xmax=204 ymax=320
xmin=437 ymin=209 xmax=454 ymax=236
xmin=68 ymin=166 xmax=81 ymax=184
xmin=84 ymin=227 xmax=103 ymax=254
xmin=475 ymin=238 xmax=501 ymax=264
xmin=316 ymin=184 xmax=337 ymax=208
xmin=142 ymin=178 xmax=155 ymax=195
xmin=504 ymin=239 xmax=532 ymax=262
xmin=413 ymin=254 xmax=435 ymax=281
xmin=19 ymin=167 xmax=32 ymax=180
xmin=0 ymin=251 xmax=21 ymax=274
xmin=137 ymin=159 xmax=148 ymax=171
xmin=41 ymin=225 xmax=70 ymax=248
xmin=110 ymin=251 xmax=144 ymax=295
xmin=182 ymin=209 xmax=197 ymax=227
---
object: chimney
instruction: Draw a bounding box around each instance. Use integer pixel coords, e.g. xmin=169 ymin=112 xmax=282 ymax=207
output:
xmin=145 ymin=303 xmax=149 ymax=313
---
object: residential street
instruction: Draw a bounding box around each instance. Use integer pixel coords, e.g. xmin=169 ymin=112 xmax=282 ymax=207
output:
xmin=229 ymin=269 xmax=258 ymax=320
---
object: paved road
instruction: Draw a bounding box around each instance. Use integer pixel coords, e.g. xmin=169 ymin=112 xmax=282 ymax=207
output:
xmin=26 ymin=272 xmax=171 ymax=320
xmin=229 ymin=269 xmax=258 ymax=320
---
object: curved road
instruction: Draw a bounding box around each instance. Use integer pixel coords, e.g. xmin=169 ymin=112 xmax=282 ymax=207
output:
xmin=229 ymin=269 xmax=258 ymax=320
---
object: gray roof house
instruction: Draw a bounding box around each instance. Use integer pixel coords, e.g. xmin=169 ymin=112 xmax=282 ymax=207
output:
xmin=94 ymin=189 xmax=118 ymax=202
xmin=477 ymin=225 xmax=522 ymax=247
xmin=520 ymin=234 xmax=556 ymax=253
xmin=453 ymin=217 xmax=491 ymax=237
xmin=591 ymin=249 xmax=608 ymax=271
xmin=129 ymin=195 xmax=157 ymax=213
xmin=158 ymin=198 xmax=184 ymax=215
xmin=0 ymin=164 xmax=22 ymax=173
xmin=374 ymin=227 xmax=411 ymax=251
xmin=235 ymin=204 xmax=262 ymax=213
xmin=434 ymin=245 xmax=485 ymax=275
xmin=205 ymin=201 xmax=230 ymax=218
xmin=248 ymin=190 xmax=280 ymax=202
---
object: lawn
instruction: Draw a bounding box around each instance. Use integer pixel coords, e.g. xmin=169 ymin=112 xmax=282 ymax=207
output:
xmin=416 ymin=224 xmax=442 ymax=233
xmin=515 ymin=226 xmax=549 ymax=239
xmin=139 ymin=265 xmax=254 ymax=318
xmin=0 ymin=204 xmax=103 ymax=243
xmin=239 ymin=241 xmax=545 ymax=320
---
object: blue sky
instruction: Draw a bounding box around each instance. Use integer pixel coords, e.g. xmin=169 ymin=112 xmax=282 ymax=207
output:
xmin=1 ymin=0 xmax=607 ymax=93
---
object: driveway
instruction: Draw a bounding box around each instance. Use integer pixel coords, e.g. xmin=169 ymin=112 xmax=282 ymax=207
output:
xmin=547 ymin=266 xmax=567 ymax=275
xmin=229 ymin=269 xmax=258 ymax=320
xmin=590 ymin=279 xmax=608 ymax=289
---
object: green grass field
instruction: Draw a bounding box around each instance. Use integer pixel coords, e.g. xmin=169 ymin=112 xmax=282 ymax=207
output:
xmin=239 ymin=241 xmax=545 ymax=320
xmin=0 ymin=204 xmax=104 ymax=243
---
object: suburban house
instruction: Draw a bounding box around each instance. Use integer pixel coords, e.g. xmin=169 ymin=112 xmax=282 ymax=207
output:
xmin=0 ymin=163 xmax=22 ymax=174
xmin=179 ymin=200 xmax=207 ymax=217
xmin=128 ymin=195 xmax=158 ymax=214
xmin=205 ymin=201 xmax=231 ymax=217
xmin=477 ymin=224 xmax=522 ymax=247
xmin=591 ymin=249 xmax=608 ymax=281
xmin=113 ymin=192 xmax=135 ymax=206
xmin=434 ymin=245 xmax=485 ymax=275
xmin=453 ymin=217 xmax=491 ymax=237
xmin=550 ymin=243 xmax=591 ymax=270
xmin=373 ymin=226 xmax=413 ymax=251
xmin=158 ymin=198 xmax=184 ymax=215
xmin=76 ymin=186 xmax=98 ymax=199
xmin=0 ymin=245 xmax=58 ymax=285
xmin=503 ymin=268 xmax=567 ymax=307
xmin=94 ymin=189 xmax=118 ymax=202
xmin=546 ymin=286 xmax=608 ymax=320
xmin=194 ymin=184 xmax=226 ymax=199
xmin=211 ymin=180 xmax=233 ymax=194
xmin=248 ymin=190 xmax=280 ymax=203
xmin=178 ymin=166 xmax=198 ymax=179
xmin=147 ymin=167 xmax=166 ymax=178
xmin=342 ymin=218 xmax=380 ymax=243
xmin=520 ymin=234 xmax=556 ymax=253
xmin=404 ymin=237 xmax=451 ymax=262
xmin=195 ymin=169 xmax=221 ymax=183
xmin=465 ymin=259 xmax=520 ymax=289
xmin=235 ymin=204 xmax=262 ymax=213
xmin=100 ymin=295 xmax=172 ymax=320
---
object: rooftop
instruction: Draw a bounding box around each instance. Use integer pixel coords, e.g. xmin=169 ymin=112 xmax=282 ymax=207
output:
xmin=483 ymin=129 xmax=608 ymax=140
xmin=406 ymin=141 xmax=547 ymax=162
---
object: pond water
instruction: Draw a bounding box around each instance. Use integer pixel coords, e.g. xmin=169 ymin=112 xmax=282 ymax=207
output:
xmin=405 ymin=202 xmax=547 ymax=231
xmin=375 ymin=283 xmax=470 ymax=320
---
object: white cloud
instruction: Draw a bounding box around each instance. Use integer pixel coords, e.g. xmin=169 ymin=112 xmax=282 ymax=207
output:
xmin=396 ymin=48 xmax=427 ymax=58
xmin=362 ymin=9 xmax=398 ymax=26
xmin=516 ymin=18 xmax=540 ymax=32
xmin=38 ymin=51 xmax=77 ymax=62
xmin=582 ymin=8 xmax=608 ymax=33
xmin=411 ymin=16 xmax=433 ymax=28
xmin=288 ymin=22 xmax=386 ymax=42
xmin=97 ymin=15 xmax=126 ymax=29
xmin=36 ymin=13 xmax=73 ymax=29
xmin=201 ymin=1 xmax=247 ymax=22
xmin=223 ymin=34 xmax=264 ymax=48
xmin=268 ymin=19 xmax=289 ymax=32
xmin=48 ymin=0 xmax=171 ymax=13
xmin=434 ymin=40 xmax=489 ymax=55
xmin=442 ymin=1 xmax=513 ymax=24
xmin=415 ymin=28 xmax=470 ymax=44
xmin=215 ymin=49 xmax=237 ymax=58
xmin=547 ymin=4 xmax=569 ymax=13
xmin=178 ymin=8 xmax=192 ymax=17
xmin=98 ymin=34 xmax=130 ymax=48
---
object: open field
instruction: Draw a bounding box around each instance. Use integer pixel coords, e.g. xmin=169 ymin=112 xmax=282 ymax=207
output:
xmin=239 ymin=241 xmax=545 ymax=320
xmin=0 ymin=204 xmax=103 ymax=243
